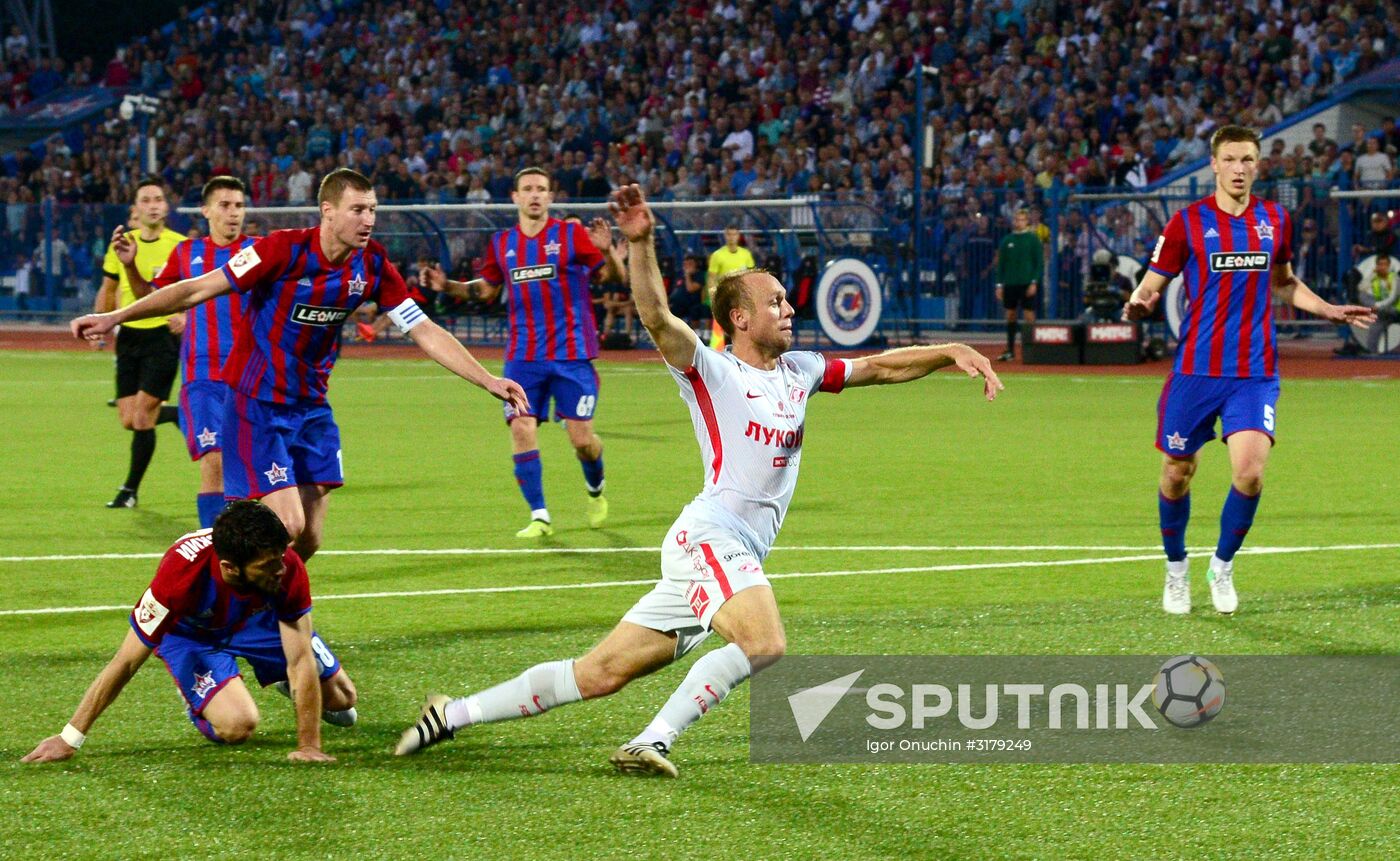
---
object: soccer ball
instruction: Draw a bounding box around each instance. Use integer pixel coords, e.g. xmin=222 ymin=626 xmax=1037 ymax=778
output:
xmin=1151 ymin=655 xmax=1225 ymax=728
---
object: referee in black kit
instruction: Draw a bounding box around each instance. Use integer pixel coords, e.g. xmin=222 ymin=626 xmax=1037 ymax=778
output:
xmin=95 ymin=178 xmax=186 ymax=508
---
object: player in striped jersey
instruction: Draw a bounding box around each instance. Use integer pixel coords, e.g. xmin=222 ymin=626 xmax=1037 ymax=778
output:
xmin=396 ymin=185 xmax=1002 ymax=776
xmin=1125 ymin=125 xmax=1375 ymax=616
xmin=72 ymin=169 xmax=528 ymax=561
xmin=121 ymin=176 xmax=257 ymax=528
xmin=424 ymin=167 xmax=623 ymax=538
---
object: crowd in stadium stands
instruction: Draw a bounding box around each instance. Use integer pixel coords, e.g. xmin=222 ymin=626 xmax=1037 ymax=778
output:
xmin=3 ymin=0 xmax=1400 ymax=316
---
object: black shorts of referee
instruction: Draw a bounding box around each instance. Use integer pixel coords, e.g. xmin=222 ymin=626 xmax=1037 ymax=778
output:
xmin=115 ymin=325 xmax=180 ymax=401
xmin=1000 ymin=283 xmax=1037 ymax=312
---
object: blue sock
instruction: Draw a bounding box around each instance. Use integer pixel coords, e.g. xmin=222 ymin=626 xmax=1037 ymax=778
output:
xmin=197 ymin=492 xmax=226 ymax=529
xmin=580 ymin=453 xmax=605 ymax=495
xmin=1158 ymin=491 xmax=1191 ymax=562
xmin=513 ymin=451 xmax=546 ymax=513
xmin=1216 ymin=486 xmax=1261 ymax=562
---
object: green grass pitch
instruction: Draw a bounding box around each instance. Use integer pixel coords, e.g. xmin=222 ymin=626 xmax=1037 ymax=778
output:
xmin=0 ymin=350 xmax=1395 ymax=859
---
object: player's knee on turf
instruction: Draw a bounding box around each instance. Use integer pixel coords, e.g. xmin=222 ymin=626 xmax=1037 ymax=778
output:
xmin=209 ymin=710 xmax=259 ymax=745
xmin=321 ymin=671 xmax=357 ymax=711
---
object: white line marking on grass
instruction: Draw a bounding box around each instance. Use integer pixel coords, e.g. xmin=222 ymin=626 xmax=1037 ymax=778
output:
xmin=1 ymin=544 xmax=1394 ymax=617
xmin=2 ymin=543 xmax=1396 ymax=563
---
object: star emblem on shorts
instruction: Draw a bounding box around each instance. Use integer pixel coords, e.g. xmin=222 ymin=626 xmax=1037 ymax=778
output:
xmin=1254 ymin=222 xmax=1274 ymax=241
xmin=544 ymin=240 xmax=561 ymax=257
xmin=264 ymin=461 xmax=289 ymax=485
xmin=346 ymin=274 xmax=366 ymax=296
xmin=196 ymin=427 xmax=218 ymax=449
xmin=1165 ymin=431 xmax=1187 ymax=451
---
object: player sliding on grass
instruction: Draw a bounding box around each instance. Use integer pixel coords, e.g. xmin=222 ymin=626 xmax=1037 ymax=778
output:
xmin=1124 ymin=125 xmax=1375 ymax=616
xmin=21 ymin=501 xmax=355 ymax=764
xmin=396 ymin=184 xmax=1003 ymax=776
xmin=71 ymin=168 xmax=528 ymax=561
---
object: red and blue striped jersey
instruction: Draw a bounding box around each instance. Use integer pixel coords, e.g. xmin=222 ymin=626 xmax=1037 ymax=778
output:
xmin=153 ymin=234 xmax=257 ymax=383
xmin=479 ymin=217 xmax=606 ymax=361
xmin=1148 ymin=195 xmax=1292 ymax=378
xmin=129 ymin=529 xmax=311 ymax=648
xmin=220 ymin=227 xmax=410 ymax=404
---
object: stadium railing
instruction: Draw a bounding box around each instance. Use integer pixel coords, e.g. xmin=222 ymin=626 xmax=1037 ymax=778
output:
xmin=2 ymin=189 xmax=1394 ymax=348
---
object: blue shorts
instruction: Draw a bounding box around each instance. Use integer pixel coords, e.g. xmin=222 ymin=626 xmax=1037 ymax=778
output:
xmin=1156 ymin=373 xmax=1280 ymax=457
xmin=178 ymin=379 xmax=230 ymax=461
xmin=153 ymin=611 xmax=341 ymax=721
xmin=502 ymin=359 xmax=600 ymax=424
xmin=222 ymin=391 xmax=343 ymax=499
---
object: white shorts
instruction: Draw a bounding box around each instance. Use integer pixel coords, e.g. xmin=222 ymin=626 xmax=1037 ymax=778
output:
xmin=621 ymin=516 xmax=770 ymax=659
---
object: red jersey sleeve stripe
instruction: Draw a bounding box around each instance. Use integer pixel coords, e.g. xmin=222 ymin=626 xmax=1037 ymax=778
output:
xmin=684 ymin=366 xmax=723 ymax=484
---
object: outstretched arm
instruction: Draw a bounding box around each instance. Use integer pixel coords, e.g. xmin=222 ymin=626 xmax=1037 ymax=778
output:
xmin=608 ymin=184 xmax=700 ymax=368
xmin=846 ymin=343 xmax=1003 ymax=400
xmin=1273 ymin=262 xmax=1376 ymax=326
xmin=21 ymin=630 xmax=152 ymax=763
xmin=408 ymin=318 xmax=530 ymax=414
xmin=421 ymin=264 xmax=499 ymax=303
xmin=72 ymin=268 xmax=232 ymax=341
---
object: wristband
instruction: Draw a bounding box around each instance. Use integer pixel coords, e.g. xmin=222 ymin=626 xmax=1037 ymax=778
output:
xmin=60 ymin=723 xmax=86 ymax=749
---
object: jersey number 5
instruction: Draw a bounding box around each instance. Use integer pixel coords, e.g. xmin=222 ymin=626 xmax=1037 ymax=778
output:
xmin=1263 ymin=404 xmax=1275 ymax=432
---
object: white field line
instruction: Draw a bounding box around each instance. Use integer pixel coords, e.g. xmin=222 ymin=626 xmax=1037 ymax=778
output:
xmin=1 ymin=543 xmax=1396 ymax=564
xmin=3 ymin=543 xmax=1380 ymax=563
xmin=0 ymin=543 xmax=1394 ymax=618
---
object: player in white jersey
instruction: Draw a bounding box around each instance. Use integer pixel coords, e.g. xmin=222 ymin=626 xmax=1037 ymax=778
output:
xmin=396 ymin=185 xmax=1003 ymax=775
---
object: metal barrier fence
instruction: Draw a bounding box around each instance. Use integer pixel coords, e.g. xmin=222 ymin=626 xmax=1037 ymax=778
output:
xmin=3 ymin=186 xmax=1396 ymax=342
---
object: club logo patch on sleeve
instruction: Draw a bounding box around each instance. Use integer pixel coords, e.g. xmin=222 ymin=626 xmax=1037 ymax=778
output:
xmin=133 ymin=588 xmax=169 ymax=637
xmin=227 ymin=246 xmax=262 ymax=278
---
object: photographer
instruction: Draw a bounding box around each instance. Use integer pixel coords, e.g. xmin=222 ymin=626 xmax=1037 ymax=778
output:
xmin=1080 ymin=248 xmax=1134 ymax=322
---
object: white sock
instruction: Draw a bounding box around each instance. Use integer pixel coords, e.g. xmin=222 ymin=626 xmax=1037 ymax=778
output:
xmin=443 ymin=659 xmax=581 ymax=730
xmin=1210 ymin=554 xmax=1232 ymax=573
xmin=530 ymin=508 xmax=550 ymax=522
xmin=630 ymin=643 xmax=752 ymax=749
xmin=1167 ymin=559 xmax=1190 ymax=577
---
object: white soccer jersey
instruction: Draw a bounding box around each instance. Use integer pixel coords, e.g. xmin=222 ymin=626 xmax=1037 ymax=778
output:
xmin=668 ymin=343 xmax=850 ymax=558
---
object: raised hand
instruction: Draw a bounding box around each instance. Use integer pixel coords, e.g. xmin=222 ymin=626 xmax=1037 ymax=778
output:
xmin=111 ymin=225 xmax=136 ymax=267
xmin=608 ymin=184 xmax=655 ymax=242
xmin=587 ymin=217 xmax=614 ymax=252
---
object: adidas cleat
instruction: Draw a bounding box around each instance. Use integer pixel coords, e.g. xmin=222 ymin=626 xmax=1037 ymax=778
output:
xmin=610 ymin=742 xmax=678 ymax=778
xmin=1208 ymin=562 xmax=1238 ymax=614
xmin=395 ymin=695 xmax=454 ymax=755
xmin=1162 ymin=568 xmax=1190 ymax=615
xmin=106 ymin=487 xmax=138 ymax=509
